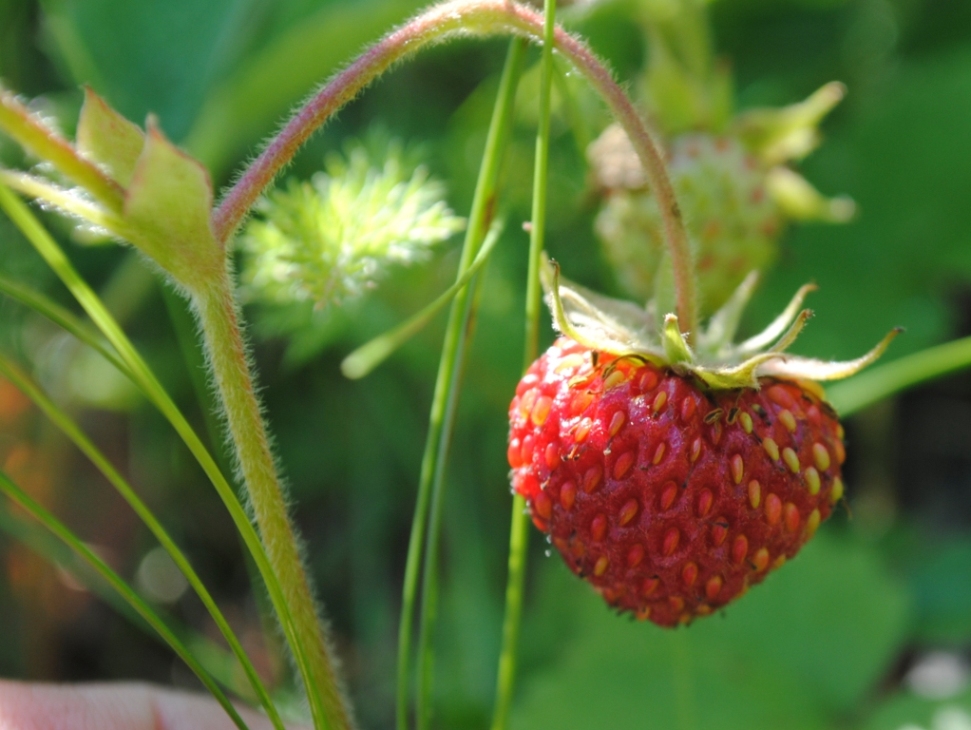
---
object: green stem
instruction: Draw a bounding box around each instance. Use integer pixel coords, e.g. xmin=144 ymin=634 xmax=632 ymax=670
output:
xmin=397 ymin=38 xmax=527 ymax=730
xmin=0 ymin=183 xmax=328 ymax=730
xmin=194 ymin=272 xmax=350 ymax=730
xmin=0 ymin=469 xmax=250 ymax=730
xmin=671 ymin=631 xmax=698 ymax=730
xmin=0 ymin=353 xmax=285 ymax=730
xmin=213 ymin=2 xmax=694 ymax=340
xmin=491 ymin=4 xmax=556 ymax=730
xmin=827 ymin=335 xmax=971 ymax=417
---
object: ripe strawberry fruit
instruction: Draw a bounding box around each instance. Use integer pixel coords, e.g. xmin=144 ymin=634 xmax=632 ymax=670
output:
xmin=508 ymin=259 xmax=897 ymax=627
xmin=509 ymin=337 xmax=844 ymax=627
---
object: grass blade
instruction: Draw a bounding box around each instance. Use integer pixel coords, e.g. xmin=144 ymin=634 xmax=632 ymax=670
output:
xmin=0 ymin=273 xmax=135 ymax=381
xmin=0 ymin=499 xmax=264 ymax=703
xmin=492 ymin=4 xmax=556 ymax=729
xmin=342 ymin=219 xmax=504 ymax=379
xmin=405 ymin=40 xmax=528 ymax=730
xmin=0 ymin=352 xmax=286 ymax=730
xmin=0 ymin=468 xmax=251 ymax=730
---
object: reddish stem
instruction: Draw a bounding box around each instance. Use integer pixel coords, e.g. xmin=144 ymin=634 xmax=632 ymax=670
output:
xmin=212 ymin=0 xmax=697 ymax=334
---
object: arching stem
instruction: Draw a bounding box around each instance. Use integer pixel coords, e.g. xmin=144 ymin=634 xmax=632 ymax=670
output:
xmin=213 ymin=0 xmax=696 ymax=337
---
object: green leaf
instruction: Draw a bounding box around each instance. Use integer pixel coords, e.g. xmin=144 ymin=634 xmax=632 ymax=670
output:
xmin=184 ymin=0 xmax=427 ymax=171
xmin=541 ymin=254 xmax=663 ymax=359
xmin=733 ymin=283 xmax=817 ymax=357
xmin=759 ymin=327 xmax=902 ymax=382
xmin=76 ymin=86 xmax=145 ymax=187
xmin=123 ymin=120 xmax=223 ymax=291
xmin=0 ymin=83 xmax=125 ymax=211
xmin=41 ymin=0 xmax=256 ymax=142
xmin=889 ymin=532 xmax=971 ymax=645
xmin=0 ymin=168 xmax=132 ymax=236
xmin=513 ymin=531 xmax=910 ymax=729
xmin=862 ymin=688 xmax=971 ymax=730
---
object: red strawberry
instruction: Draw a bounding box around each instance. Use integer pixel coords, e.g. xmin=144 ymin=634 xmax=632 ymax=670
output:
xmin=509 ymin=337 xmax=845 ymax=626
xmin=507 ymin=258 xmax=898 ymax=626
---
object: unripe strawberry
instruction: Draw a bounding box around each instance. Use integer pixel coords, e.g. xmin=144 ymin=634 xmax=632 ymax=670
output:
xmin=592 ymin=132 xmax=780 ymax=313
xmin=588 ymin=83 xmax=855 ymax=315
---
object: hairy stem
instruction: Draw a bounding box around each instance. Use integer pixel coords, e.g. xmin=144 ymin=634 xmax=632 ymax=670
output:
xmin=398 ymin=39 xmax=528 ymax=730
xmin=491 ymin=3 xmax=556 ymax=730
xmin=0 ymin=181 xmax=324 ymax=729
xmin=194 ymin=271 xmax=353 ymax=730
xmin=213 ymin=0 xmax=695 ymax=335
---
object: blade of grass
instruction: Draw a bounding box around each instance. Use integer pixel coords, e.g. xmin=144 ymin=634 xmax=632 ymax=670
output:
xmin=0 ymin=268 xmax=278 ymax=658
xmin=342 ymin=219 xmax=505 ymax=380
xmin=397 ymin=38 xmax=527 ymax=730
xmin=0 ymin=182 xmax=326 ymax=730
xmin=0 ymin=273 xmax=134 ymax=381
xmin=827 ymin=335 xmax=971 ymax=417
xmin=0 ymin=258 xmax=284 ymax=697
xmin=0 ymin=499 xmax=263 ymax=704
xmin=491 ymin=4 xmax=556 ymax=729
xmin=0 ymin=352 xmax=285 ymax=730
xmin=0 ymin=469 xmax=251 ymax=730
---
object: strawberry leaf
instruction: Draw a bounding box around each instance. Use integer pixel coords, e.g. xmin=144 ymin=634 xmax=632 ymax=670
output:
xmin=123 ymin=119 xmax=222 ymax=292
xmin=77 ymin=87 xmax=145 ymax=188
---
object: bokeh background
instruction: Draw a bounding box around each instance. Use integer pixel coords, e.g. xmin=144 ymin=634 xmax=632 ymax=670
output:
xmin=3 ymin=0 xmax=971 ymax=728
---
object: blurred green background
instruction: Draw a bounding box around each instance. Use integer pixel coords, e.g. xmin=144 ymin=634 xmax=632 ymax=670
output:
xmin=3 ymin=0 xmax=971 ymax=728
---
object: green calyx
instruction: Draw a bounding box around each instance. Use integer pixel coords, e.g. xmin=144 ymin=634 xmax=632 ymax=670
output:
xmin=542 ymin=255 xmax=901 ymax=391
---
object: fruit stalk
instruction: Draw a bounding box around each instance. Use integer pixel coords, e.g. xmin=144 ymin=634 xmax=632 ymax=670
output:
xmin=213 ymin=0 xmax=696 ymax=335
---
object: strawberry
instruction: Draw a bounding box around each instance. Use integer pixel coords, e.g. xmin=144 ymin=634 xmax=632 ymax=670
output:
xmin=507 ymin=259 xmax=898 ymax=626
xmin=591 ymin=132 xmax=782 ymax=314
xmin=588 ymin=83 xmax=856 ymax=316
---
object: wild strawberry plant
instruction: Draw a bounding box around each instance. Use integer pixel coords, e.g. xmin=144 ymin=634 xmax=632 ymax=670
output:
xmin=1 ymin=1 xmax=971 ymax=730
